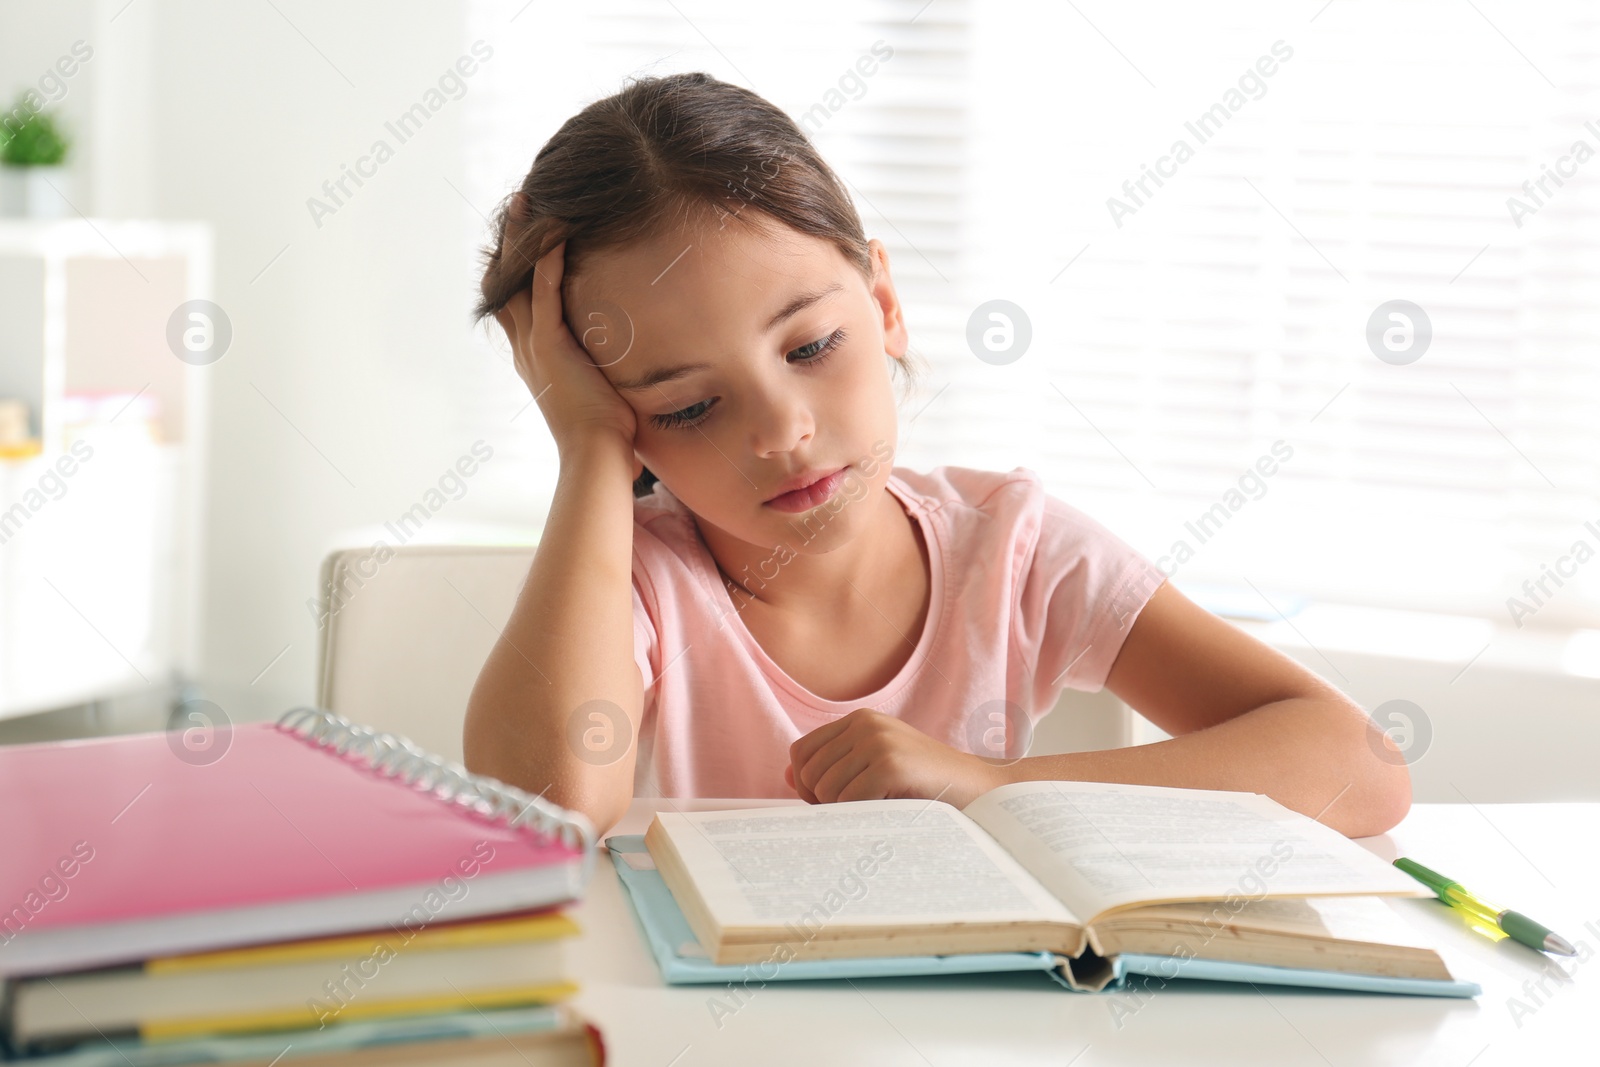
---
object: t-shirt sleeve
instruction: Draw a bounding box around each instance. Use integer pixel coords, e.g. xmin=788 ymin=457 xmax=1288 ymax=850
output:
xmin=632 ymin=575 xmax=659 ymax=694
xmin=1014 ymin=491 xmax=1167 ymax=713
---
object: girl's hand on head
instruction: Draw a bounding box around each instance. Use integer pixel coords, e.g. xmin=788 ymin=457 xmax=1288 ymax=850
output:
xmin=493 ymin=195 xmax=641 ymax=470
xmin=785 ymin=708 xmax=1006 ymax=808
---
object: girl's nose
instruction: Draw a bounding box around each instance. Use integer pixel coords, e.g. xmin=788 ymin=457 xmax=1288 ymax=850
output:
xmin=748 ymin=387 xmax=814 ymax=457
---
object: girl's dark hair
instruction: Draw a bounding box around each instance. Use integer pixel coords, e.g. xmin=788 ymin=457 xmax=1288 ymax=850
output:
xmin=472 ymin=71 xmax=919 ymax=497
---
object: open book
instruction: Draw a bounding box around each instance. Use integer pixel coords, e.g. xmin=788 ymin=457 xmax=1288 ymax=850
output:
xmin=644 ymin=780 xmax=1453 ymax=988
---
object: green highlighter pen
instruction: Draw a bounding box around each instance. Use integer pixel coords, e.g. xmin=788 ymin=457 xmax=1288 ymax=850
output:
xmin=1395 ymin=857 xmax=1576 ymax=956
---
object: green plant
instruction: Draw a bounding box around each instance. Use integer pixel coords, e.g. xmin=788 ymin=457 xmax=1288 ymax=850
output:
xmin=0 ymin=94 xmax=71 ymax=167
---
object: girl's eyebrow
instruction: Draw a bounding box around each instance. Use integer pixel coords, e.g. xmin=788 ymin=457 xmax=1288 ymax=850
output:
xmin=615 ymin=361 xmax=713 ymax=393
xmin=613 ymin=281 xmax=844 ymax=393
xmin=762 ymin=281 xmax=843 ymax=332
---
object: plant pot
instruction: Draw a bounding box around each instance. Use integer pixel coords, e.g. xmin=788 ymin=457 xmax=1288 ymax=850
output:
xmin=0 ymin=165 xmax=75 ymax=219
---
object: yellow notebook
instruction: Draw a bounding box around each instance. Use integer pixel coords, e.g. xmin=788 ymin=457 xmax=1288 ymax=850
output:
xmin=150 ymin=911 xmax=579 ymax=972
xmin=143 ymin=982 xmax=581 ymax=1041
xmin=12 ymin=911 xmax=582 ymax=1049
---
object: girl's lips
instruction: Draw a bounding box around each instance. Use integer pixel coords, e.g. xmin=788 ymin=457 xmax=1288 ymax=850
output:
xmin=764 ymin=467 xmax=848 ymax=512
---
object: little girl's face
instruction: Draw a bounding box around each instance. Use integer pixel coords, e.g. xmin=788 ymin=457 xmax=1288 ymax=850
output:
xmin=565 ymin=210 xmax=910 ymax=554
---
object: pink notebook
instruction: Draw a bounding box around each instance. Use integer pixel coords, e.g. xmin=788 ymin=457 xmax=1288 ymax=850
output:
xmin=0 ymin=708 xmax=594 ymax=977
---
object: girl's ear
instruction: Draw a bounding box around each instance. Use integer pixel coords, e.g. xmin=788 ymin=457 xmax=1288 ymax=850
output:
xmin=865 ymin=238 xmax=909 ymax=360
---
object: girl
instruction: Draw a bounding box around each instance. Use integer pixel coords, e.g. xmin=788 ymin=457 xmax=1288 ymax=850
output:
xmin=464 ymin=72 xmax=1410 ymax=839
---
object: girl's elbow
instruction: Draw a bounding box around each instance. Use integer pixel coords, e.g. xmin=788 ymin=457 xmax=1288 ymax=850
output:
xmin=1306 ymin=708 xmax=1413 ymax=837
xmin=1342 ymin=735 xmax=1413 ymax=838
xmin=1354 ymin=760 xmax=1412 ymax=837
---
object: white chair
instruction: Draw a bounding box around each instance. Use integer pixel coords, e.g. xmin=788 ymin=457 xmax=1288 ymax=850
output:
xmin=313 ymin=545 xmax=536 ymax=763
xmin=313 ymin=545 xmax=1134 ymax=768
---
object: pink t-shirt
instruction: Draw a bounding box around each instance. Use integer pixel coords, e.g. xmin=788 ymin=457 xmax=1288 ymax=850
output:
xmin=628 ymin=465 xmax=1167 ymax=799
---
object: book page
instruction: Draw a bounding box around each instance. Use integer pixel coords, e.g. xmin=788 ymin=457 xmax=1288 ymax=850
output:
xmin=962 ymin=780 xmax=1427 ymax=922
xmin=652 ymin=800 xmax=1081 ymax=929
xmin=1130 ymin=895 xmax=1437 ymax=949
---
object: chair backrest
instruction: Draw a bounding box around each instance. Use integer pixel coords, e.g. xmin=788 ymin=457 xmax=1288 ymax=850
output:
xmin=314 ymin=545 xmax=535 ymax=763
xmin=312 ymin=543 xmax=1132 ymax=770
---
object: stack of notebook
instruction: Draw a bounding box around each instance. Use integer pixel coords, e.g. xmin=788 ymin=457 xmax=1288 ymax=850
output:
xmin=0 ymin=708 xmax=606 ymax=1065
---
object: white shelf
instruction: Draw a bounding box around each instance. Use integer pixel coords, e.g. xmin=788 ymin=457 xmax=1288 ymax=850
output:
xmin=0 ymin=219 xmax=212 ymax=721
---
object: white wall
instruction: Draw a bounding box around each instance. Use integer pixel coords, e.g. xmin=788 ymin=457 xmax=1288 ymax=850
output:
xmin=159 ymin=1 xmax=560 ymax=725
xmin=3 ymin=0 xmax=547 ymax=730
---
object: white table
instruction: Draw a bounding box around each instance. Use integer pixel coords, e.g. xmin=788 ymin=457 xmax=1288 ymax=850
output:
xmin=567 ymin=799 xmax=1598 ymax=1066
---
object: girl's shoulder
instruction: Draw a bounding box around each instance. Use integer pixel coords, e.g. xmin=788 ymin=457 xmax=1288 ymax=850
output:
xmin=895 ymin=465 xmax=1133 ymax=560
xmin=889 ymin=464 xmax=1045 ymax=517
xmin=630 ymin=481 xmax=699 ymax=551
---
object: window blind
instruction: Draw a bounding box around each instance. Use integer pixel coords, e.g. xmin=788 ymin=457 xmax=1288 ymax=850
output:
xmin=461 ymin=0 xmax=1600 ymax=628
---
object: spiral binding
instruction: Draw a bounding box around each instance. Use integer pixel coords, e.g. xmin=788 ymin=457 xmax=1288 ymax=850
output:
xmin=275 ymin=706 xmax=596 ymax=889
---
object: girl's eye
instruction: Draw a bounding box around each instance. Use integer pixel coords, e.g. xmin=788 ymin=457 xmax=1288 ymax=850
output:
xmin=648 ymin=328 xmax=847 ymax=432
xmin=790 ymin=327 xmax=846 ymax=364
xmin=651 ymin=398 xmax=714 ymax=431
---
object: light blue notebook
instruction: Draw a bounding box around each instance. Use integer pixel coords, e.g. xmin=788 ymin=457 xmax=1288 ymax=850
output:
xmin=606 ymin=836 xmax=1480 ymax=999
xmin=13 ymin=1005 xmax=573 ymax=1066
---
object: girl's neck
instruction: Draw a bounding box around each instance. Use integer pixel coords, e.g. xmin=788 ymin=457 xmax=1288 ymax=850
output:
xmin=700 ymin=484 xmax=923 ymax=618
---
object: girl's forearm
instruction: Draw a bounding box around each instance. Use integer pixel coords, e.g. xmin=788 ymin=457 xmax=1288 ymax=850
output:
xmin=463 ymin=435 xmax=641 ymax=836
xmin=995 ymin=695 xmax=1412 ymax=838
